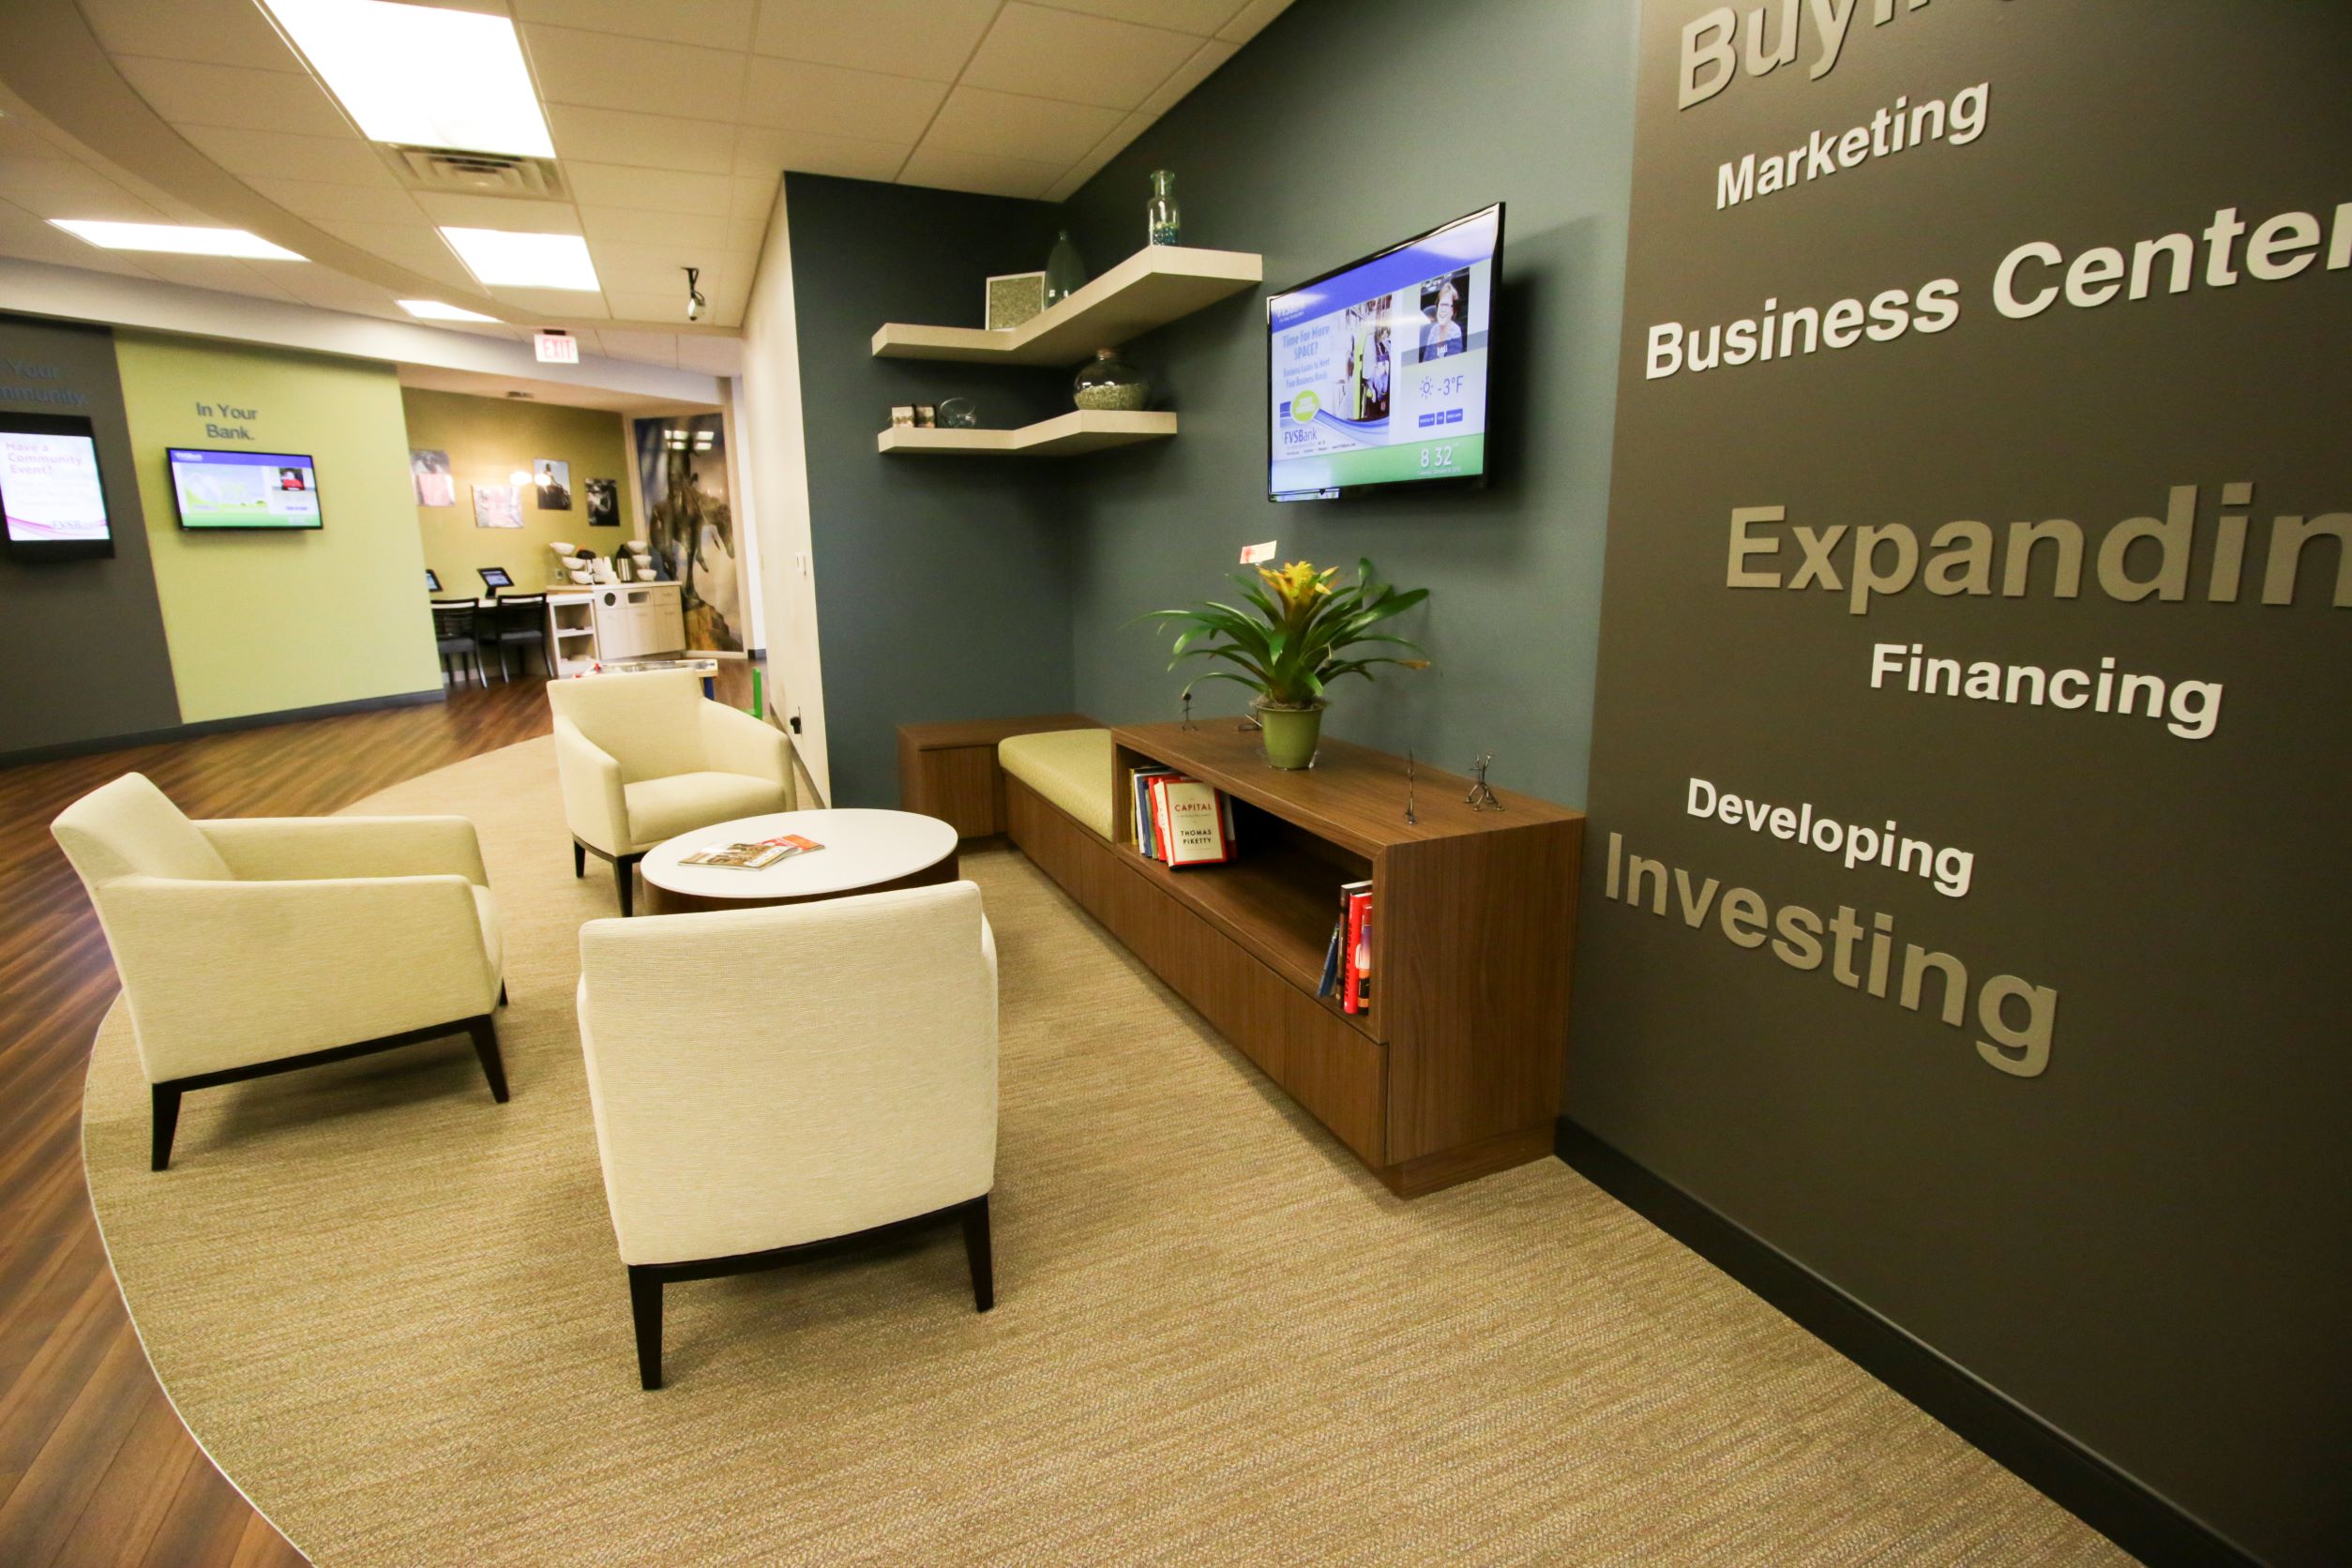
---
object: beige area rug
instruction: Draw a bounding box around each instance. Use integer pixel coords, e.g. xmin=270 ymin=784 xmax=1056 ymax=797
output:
xmin=83 ymin=737 xmax=2133 ymax=1567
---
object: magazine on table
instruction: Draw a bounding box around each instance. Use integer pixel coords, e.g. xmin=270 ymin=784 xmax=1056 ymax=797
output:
xmin=680 ymin=833 xmax=823 ymax=870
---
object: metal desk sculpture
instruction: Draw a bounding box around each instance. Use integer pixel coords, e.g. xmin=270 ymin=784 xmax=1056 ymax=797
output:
xmin=1465 ymin=753 xmax=1503 ymax=812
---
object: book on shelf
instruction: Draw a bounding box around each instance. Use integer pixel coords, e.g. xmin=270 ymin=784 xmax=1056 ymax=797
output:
xmin=680 ymin=833 xmax=822 ymax=870
xmin=1130 ymin=767 xmax=1235 ymax=867
xmin=1325 ymin=879 xmax=1372 ymax=1012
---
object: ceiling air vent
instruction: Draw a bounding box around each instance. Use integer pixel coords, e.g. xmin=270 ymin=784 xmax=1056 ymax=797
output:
xmin=389 ymin=146 xmax=566 ymax=199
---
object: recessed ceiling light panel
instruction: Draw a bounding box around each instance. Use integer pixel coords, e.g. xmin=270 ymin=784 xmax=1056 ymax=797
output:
xmin=263 ymin=0 xmax=555 ymax=159
xmin=51 ymin=220 xmax=306 ymax=260
xmin=399 ymin=299 xmax=501 ymax=323
xmin=437 ymin=228 xmax=600 ymax=292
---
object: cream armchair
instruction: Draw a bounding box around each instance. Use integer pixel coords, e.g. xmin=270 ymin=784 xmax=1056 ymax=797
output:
xmin=576 ymin=882 xmax=999 ymax=1389
xmin=546 ymin=670 xmax=792 ymax=915
xmin=52 ymin=773 xmax=509 ymax=1171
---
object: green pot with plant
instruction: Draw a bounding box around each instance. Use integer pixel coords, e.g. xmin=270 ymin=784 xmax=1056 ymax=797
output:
xmin=1147 ymin=559 xmax=1429 ymax=769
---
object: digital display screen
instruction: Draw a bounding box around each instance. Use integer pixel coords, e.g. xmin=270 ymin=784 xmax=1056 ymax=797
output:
xmin=1 ymin=415 xmax=113 ymax=559
xmin=167 ymin=447 xmax=323 ymax=530
xmin=478 ymin=565 xmax=513 ymax=590
xmin=1267 ymin=204 xmax=1500 ymax=501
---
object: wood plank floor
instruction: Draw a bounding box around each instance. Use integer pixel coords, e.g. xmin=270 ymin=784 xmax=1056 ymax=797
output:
xmin=0 ymin=668 xmax=761 ymax=1566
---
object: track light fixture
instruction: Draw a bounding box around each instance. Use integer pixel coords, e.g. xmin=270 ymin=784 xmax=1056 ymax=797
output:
xmin=684 ymin=265 xmax=706 ymax=323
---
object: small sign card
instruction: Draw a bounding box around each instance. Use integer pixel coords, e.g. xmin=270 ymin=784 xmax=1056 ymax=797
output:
xmin=1240 ymin=539 xmax=1276 ymax=565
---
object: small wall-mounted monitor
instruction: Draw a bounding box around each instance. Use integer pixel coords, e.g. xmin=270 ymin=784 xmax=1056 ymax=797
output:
xmin=426 ymin=567 xmax=443 ymax=593
xmin=167 ymin=447 xmax=322 ymax=531
xmin=478 ymin=565 xmax=513 ymax=591
xmin=1 ymin=413 xmax=115 ymax=561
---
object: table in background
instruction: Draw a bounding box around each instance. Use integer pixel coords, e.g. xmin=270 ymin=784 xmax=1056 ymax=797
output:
xmin=639 ymin=808 xmax=959 ymax=914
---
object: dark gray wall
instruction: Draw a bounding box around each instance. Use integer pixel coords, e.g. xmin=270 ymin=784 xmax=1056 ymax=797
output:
xmin=1054 ymin=0 xmax=1638 ymax=805
xmin=0 ymin=315 xmax=179 ymax=756
xmin=784 ymin=175 xmax=1077 ymax=807
xmin=1574 ymin=4 xmax=2350 ymax=1563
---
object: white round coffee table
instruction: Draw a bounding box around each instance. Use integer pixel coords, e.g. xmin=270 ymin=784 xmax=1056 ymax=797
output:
xmin=639 ymin=808 xmax=959 ymax=915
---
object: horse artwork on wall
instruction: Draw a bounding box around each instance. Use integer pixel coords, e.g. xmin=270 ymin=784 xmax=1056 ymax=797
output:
xmin=632 ymin=414 xmax=743 ymax=654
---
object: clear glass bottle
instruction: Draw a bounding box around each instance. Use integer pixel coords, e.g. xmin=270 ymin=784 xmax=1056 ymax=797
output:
xmin=1044 ymin=230 xmax=1087 ymax=306
xmin=1073 ymin=347 xmax=1150 ymax=412
xmin=1146 ymin=170 xmax=1180 ymax=247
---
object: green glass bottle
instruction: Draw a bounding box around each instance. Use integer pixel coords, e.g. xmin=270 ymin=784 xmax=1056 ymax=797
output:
xmin=1147 ymin=170 xmax=1180 ymax=247
xmin=1045 ymin=230 xmax=1087 ymax=306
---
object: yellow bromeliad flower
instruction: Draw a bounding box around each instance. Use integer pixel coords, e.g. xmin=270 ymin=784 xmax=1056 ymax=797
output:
xmin=1259 ymin=560 xmax=1335 ymax=618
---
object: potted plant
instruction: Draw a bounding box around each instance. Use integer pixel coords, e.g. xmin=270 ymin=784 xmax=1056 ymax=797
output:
xmin=1148 ymin=559 xmax=1429 ymax=769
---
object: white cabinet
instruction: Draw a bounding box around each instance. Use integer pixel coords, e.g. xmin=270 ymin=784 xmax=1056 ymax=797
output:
xmin=592 ymin=582 xmax=686 ymax=660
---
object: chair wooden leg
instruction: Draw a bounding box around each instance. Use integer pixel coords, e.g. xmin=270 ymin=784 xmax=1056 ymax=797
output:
xmin=466 ymin=1014 xmax=509 ymax=1103
xmin=628 ymin=1267 xmax=664 ymax=1390
xmin=961 ymin=1195 xmax=994 ymax=1313
xmin=573 ymin=840 xmax=586 ymax=878
xmin=614 ymin=854 xmax=634 ymax=917
xmin=150 ymin=1084 xmax=182 ymax=1172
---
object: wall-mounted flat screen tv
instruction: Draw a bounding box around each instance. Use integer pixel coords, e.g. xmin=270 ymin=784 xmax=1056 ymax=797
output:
xmin=1267 ymin=202 xmax=1502 ymax=502
xmin=1 ymin=413 xmax=114 ymax=561
xmin=167 ymin=447 xmax=323 ymax=531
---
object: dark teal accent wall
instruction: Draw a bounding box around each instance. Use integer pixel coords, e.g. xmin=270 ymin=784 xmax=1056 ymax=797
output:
xmin=782 ymin=176 xmax=1076 ymax=807
xmin=0 ymin=314 xmax=180 ymax=758
xmin=1054 ymin=0 xmax=1639 ymax=807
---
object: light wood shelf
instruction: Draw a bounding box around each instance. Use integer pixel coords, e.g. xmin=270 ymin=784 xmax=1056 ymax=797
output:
xmin=871 ymin=246 xmax=1262 ymax=366
xmin=876 ymin=409 xmax=1176 ymax=457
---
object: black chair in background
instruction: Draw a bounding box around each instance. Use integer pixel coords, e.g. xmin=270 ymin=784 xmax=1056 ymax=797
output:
xmin=483 ymin=593 xmax=548 ymax=680
xmin=431 ymin=600 xmax=487 ymax=686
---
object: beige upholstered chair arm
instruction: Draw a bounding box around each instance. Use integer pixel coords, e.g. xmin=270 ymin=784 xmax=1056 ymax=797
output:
xmin=100 ymin=873 xmax=497 ymax=1081
xmin=199 ymin=815 xmax=489 ymax=885
xmin=553 ymin=715 xmax=630 ymax=855
xmin=698 ymin=701 xmax=792 ymax=804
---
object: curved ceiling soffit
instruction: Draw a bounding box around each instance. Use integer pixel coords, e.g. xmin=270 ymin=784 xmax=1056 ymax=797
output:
xmin=0 ymin=0 xmax=741 ymax=338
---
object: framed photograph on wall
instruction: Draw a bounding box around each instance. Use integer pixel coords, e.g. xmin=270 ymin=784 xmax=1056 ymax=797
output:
xmin=534 ymin=458 xmax=572 ymax=510
xmin=472 ymin=483 xmax=522 ymax=530
xmin=585 ymin=476 xmax=619 ymax=527
xmin=985 ymin=271 xmax=1047 ymax=331
xmin=410 ymin=448 xmax=454 ymax=507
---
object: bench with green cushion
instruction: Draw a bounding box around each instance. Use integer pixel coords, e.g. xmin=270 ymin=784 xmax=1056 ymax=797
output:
xmin=997 ymin=729 xmax=1114 ymax=840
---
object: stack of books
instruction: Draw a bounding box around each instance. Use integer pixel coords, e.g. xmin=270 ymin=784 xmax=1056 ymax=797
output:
xmin=1319 ymin=881 xmax=1374 ymax=1014
xmin=1130 ymin=765 xmax=1237 ymax=867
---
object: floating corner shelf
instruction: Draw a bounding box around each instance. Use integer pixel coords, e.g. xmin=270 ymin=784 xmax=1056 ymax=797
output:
xmin=871 ymin=246 xmax=1263 ymax=366
xmin=876 ymin=410 xmax=1177 ymax=457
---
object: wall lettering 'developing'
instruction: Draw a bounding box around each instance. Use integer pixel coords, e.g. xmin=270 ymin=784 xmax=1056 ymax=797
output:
xmin=1569 ymin=4 xmax=2347 ymax=1563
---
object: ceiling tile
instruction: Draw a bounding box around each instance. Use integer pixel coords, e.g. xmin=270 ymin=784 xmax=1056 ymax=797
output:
xmin=922 ymin=87 xmax=1123 ymax=167
xmin=249 ymin=177 xmax=427 ymax=226
xmin=960 ymin=4 xmax=1204 ymax=112
xmin=1029 ymin=0 xmax=1248 ymax=36
xmin=128 ymin=254 xmax=302 ymax=300
xmin=412 ymin=192 xmax=584 ymax=234
xmin=731 ymin=127 xmax=906 ymax=183
xmin=604 ymin=289 xmax=701 ymax=325
xmin=546 ymin=104 xmax=737 ymax=176
xmin=1216 ymin=0 xmax=1295 ymax=45
xmin=726 ymin=214 xmax=768 ymax=252
xmin=594 ymin=328 xmax=680 ymax=368
xmin=896 ymin=145 xmax=1064 ymax=201
xmin=565 ymin=161 xmax=733 ymax=217
xmin=740 ymin=58 xmax=947 ymax=143
xmin=174 ymin=125 xmax=395 ymax=187
xmin=0 ymin=117 xmax=77 ymax=159
xmin=521 ymin=25 xmax=748 ymax=120
xmin=578 ymin=205 xmax=730 ymax=249
xmin=1042 ymin=110 xmax=1148 ymax=203
xmin=112 ymin=57 xmax=353 ymax=138
xmin=587 ymin=237 xmax=736 ymax=293
xmin=1140 ymin=39 xmax=1237 ymax=118
xmin=79 ymin=0 xmax=307 ymax=72
xmin=0 ymin=183 xmax=169 ymax=221
xmin=511 ymin=0 xmax=756 ymax=52
xmin=728 ymin=174 xmax=779 ymax=219
xmin=0 ymin=156 xmax=131 ymax=198
xmin=674 ymin=335 xmax=743 ymax=376
xmin=749 ymin=0 xmax=1000 ymax=82
xmin=489 ymin=284 xmax=612 ymax=321
xmin=272 ymin=267 xmax=403 ymax=315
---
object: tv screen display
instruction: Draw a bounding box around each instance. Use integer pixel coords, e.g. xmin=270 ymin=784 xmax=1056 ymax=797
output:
xmin=1 ymin=414 xmax=114 ymax=560
xmin=1267 ymin=203 xmax=1501 ymax=501
xmin=167 ymin=447 xmax=323 ymax=531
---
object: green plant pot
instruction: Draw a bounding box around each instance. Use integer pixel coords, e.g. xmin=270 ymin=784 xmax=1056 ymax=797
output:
xmin=1254 ymin=701 xmax=1326 ymax=770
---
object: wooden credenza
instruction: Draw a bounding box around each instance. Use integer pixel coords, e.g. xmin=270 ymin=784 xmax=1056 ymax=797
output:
xmin=1006 ymin=720 xmax=1582 ymax=1197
